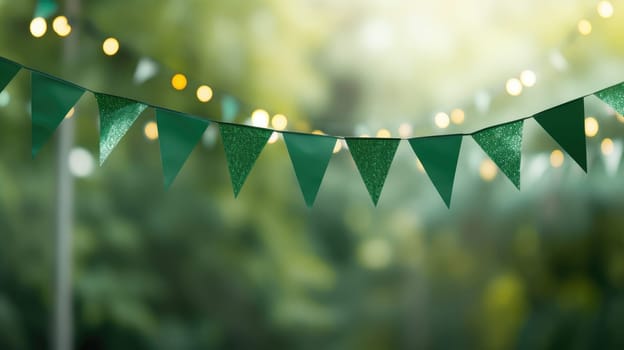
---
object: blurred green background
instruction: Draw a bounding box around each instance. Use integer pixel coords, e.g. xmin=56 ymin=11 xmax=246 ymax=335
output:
xmin=1 ymin=0 xmax=624 ymax=349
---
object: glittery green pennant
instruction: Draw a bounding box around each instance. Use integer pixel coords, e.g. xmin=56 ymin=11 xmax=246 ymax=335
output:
xmin=34 ymin=0 xmax=58 ymax=18
xmin=473 ymin=120 xmax=523 ymax=189
xmin=409 ymin=135 xmax=463 ymax=208
xmin=31 ymin=72 xmax=84 ymax=158
xmin=156 ymin=109 xmax=209 ymax=189
xmin=283 ymin=132 xmax=336 ymax=207
xmin=595 ymin=83 xmax=624 ymax=116
xmin=534 ymin=98 xmax=586 ymax=171
xmin=0 ymin=57 xmax=20 ymax=92
xmin=345 ymin=138 xmax=400 ymax=206
xmin=95 ymin=93 xmax=147 ymax=165
xmin=219 ymin=123 xmax=272 ymax=197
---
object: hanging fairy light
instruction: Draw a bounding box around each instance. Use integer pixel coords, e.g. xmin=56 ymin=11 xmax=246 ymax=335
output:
xmin=30 ymin=17 xmax=47 ymax=38
xmin=597 ymin=1 xmax=614 ymax=18
xmin=171 ymin=73 xmax=188 ymax=91
xmin=52 ymin=15 xmax=71 ymax=37
xmin=550 ymin=150 xmax=564 ymax=168
xmin=196 ymin=85 xmax=213 ymax=102
xmin=102 ymin=37 xmax=120 ymax=56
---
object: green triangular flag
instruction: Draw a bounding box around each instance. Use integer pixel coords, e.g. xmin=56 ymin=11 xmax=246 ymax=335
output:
xmin=95 ymin=93 xmax=147 ymax=165
xmin=31 ymin=72 xmax=84 ymax=158
xmin=0 ymin=57 xmax=20 ymax=92
xmin=34 ymin=0 xmax=58 ymax=18
xmin=156 ymin=109 xmax=209 ymax=188
xmin=472 ymin=120 xmax=523 ymax=189
xmin=409 ymin=135 xmax=463 ymax=208
xmin=283 ymin=132 xmax=336 ymax=207
xmin=345 ymin=138 xmax=400 ymax=206
xmin=219 ymin=123 xmax=272 ymax=197
xmin=595 ymin=83 xmax=624 ymax=116
xmin=534 ymin=98 xmax=586 ymax=171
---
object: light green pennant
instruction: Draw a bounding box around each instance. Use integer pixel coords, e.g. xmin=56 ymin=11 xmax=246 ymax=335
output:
xmin=156 ymin=109 xmax=209 ymax=189
xmin=31 ymin=72 xmax=84 ymax=158
xmin=409 ymin=135 xmax=463 ymax=208
xmin=472 ymin=120 xmax=523 ymax=189
xmin=219 ymin=123 xmax=272 ymax=197
xmin=95 ymin=93 xmax=147 ymax=165
xmin=534 ymin=98 xmax=586 ymax=171
xmin=0 ymin=57 xmax=20 ymax=92
xmin=283 ymin=132 xmax=336 ymax=207
xmin=595 ymin=83 xmax=624 ymax=116
xmin=345 ymin=138 xmax=400 ymax=206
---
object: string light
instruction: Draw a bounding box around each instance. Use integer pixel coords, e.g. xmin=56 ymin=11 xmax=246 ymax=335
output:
xmin=585 ymin=117 xmax=599 ymax=137
xmin=376 ymin=128 xmax=391 ymax=138
xmin=52 ymin=16 xmax=71 ymax=37
xmin=144 ymin=121 xmax=158 ymax=140
xmin=30 ymin=17 xmax=47 ymax=38
xmin=196 ymin=85 xmax=213 ymax=102
xmin=505 ymin=78 xmax=523 ymax=96
xmin=267 ymin=132 xmax=279 ymax=144
xmin=577 ymin=19 xmax=592 ymax=35
xmin=398 ymin=123 xmax=412 ymax=138
xmin=171 ymin=73 xmax=187 ymax=91
xmin=597 ymin=1 xmax=614 ymax=18
xmin=271 ymin=114 xmax=288 ymax=130
xmin=434 ymin=112 xmax=450 ymax=129
xmin=520 ymin=70 xmax=537 ymax=87
xmin=251 ymin=109 xmax=269 ymax=128
xmin=479 ymin=159 xmax=497 ymax=181
xmin=550 ymin=149 xmax=564 ymax=168
xmin=450 ymin=109 xmax=465 ymax=125
xmin=601 ymin=138 xmax=614 ymax=155
xmin=333 ymin=140 xmax=342 ymax=154
xmin=102 ymin=37 xmax=120 ymax=56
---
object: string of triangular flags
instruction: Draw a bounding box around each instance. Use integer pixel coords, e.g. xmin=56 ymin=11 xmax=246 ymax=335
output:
xmin=1 ymin=56 xmax=623 ymax=207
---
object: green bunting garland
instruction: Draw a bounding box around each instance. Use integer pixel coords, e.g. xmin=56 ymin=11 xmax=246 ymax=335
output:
xmin=95 ymin=93 xmax=147 ymax=165
xmin=409 ymin=135 xmax=463 ymax=208
xmin=219 ymin=123 xmax=272 ymax=197
xmin=156 ymin=109 xmax=209 ymax=188
xmin=595 ymin=83 xmax=624 ymax=116
xmin=0 ymin=57 xmax=20 ymax=92
xmin=534 ymin=98 xmax=586 ymax=171
xmin=283 ymin=132 xmax=336 ymax=207
xmin=472 ymin=120 xmax=524 ymax=189
xmin=345 ymin=138 xmax=400 ymax=205
xmin=31 ymin=72 xmax=84 ymax=157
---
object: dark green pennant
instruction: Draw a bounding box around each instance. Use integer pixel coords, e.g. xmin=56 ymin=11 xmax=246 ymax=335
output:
xmin=472 ymin=120 xmax=523 ymax=189
xmin=595 ymin=83 xmax=624 ymax=116
xmin=345 ymin=138 xmax=400 ymax=206
xmin=219 ymin=123 xmax=272 ymax=197
xmin=534 ymin=98 xmax=586 ymax=171
xmin=283 ymin=132 xmax=336 ymax=207
xmin=0 ymin=57 xmax=20 ymax=92
xmin=409 ymin=135 xmax=463 ymax=208
xmin=156 ymin=109 xmax=209 ymax=188
xmin=95 ymin=93 xmax=147 ymax=165
xmin=31 ymin=72 xmax=84 ymax=158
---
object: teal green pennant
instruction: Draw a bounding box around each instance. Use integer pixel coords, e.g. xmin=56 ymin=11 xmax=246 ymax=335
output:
xmin=595 ymin=83 xmax=624 ymax=116
xmin=0 ymin=57 xmax=20 ymax=92
xmin=156 ymin=109 xmax=209 ymax=188
xmin=409 ymin=135 xmax=463 ymax=208
xmin=219 ymin=123 xmax=272 ymax=197
xmin=34 ymin=0 xmax=58 ymax=18
xmin=95 ymin=93 xmax=147 ymax=165
xmin=283 ymin=132 xmax=336 ymax=207
xmin=31 ymin=72 xmax=84 ymax=158
xmin=472 ymin=120 xmax=523 ymax=189
xmin=534 ymin=98 xmax=586 ymax=171
xmin=345 ymin=138 xmax=400 ymax=206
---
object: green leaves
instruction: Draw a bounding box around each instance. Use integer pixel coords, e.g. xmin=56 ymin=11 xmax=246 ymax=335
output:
xmin=473 ymin=121 xmax=524 ymax=189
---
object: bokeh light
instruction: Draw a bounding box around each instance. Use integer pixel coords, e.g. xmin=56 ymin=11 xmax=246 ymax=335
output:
xmin=585 ymin=117 xmax=599 ymax=137
xmin=196 ymin=85 xmax=213 ymax=102
xmin=601 ymin=138 xmax=614 ymax=155
xmin=333 ymin=140 xmax=342 ymax=154
xmin=144 ymin=121 xmax=158 ymax=140
xmin=171 ymin=73 xmax=188 ymax=90
xmin=376 ymin=128 xmax=391 ymax=138
xmin=29 ymin=17 xmax=47 ymax=38
xmin=597 ymin=1 xmax=614 ymax=18
xmin=505 ymin=78 xmax=523 ymax=96
xmin=271 ymin=114 xmax=288 ymax=130
xmin=64 ymin=107 xmax=75 ymax=119
xmin=102 ymin=37 xmax=120 ymax=56
xmin=267 ymin=132 xmax=279 ymax=144
xmin=450 ymin=109 xmax=465 ymax=124
xmin=479 ymin=159 xmax=497 ymax=181
xmin=434 ymin=112 xmax=450 ymax=129
xmin=68 ymin=147 xmax=95 ymax=178
xmin=520 ymin=70 xmax=536 ymax=87
xmin=251 ymin=109 xmax=270 ymax=128
xmin=52 ymin=16 xmax=71 ymax=37
xmin=550 ymin=149 xmax=564 ymax=168
xmin=398 ymin=123 xmax=413 ymax=138
xmin=577 ymin=19 xmax=592 ymax=35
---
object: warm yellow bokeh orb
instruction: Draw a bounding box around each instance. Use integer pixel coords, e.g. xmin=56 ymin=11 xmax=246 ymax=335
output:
xmin=52 ymin=16 xmax=71 ymax=37
xmin=271 ymin=114 xmax=288 ymax=130
xmin=333 ymin=140 xmax=342 ymax=154
xmin=196 ymin=85 xmax=213 ymax=102
xmin=398 ymin=123 xmax=412 ymax=138
xmin=585 ymin=117 xmax=599 ymax=137
xmin=267 ymin=132 xmax=279 ymax=144
xmin=376 ymin=128 xmax=391 ymax=138
xmin=450 ymin=108 xmax=465 ymax=124
xmin=578 ymin=19 xmax=592 ymax=35
xmin=434 ymin=112 xmax=450 ymax=129
xmin=520 ymin=70 xmax=537 ymax=87
xmin=505 ymin=78 xmax=523 ymax=96
xmin=144 ymin=121 xmax=158 ymax=140
xmin=171 ymin=73 xmax=188 ymax=91
xmin=251 ymin=109 xmax=270 ymax=128
xmin=30 ymin=17 xmax=47 ymax=38
xmin=550 ymin=149 xmax=564 ymax=168
xmin=601 ymin=138 xmax=614 ymax=155
xmin=102 ymin=37 xmax=120 ymax=56
xmin=597 ymin=1 xmax=614 ymax=18
xmin=479 ymin=159 xmax=497 ymax=181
